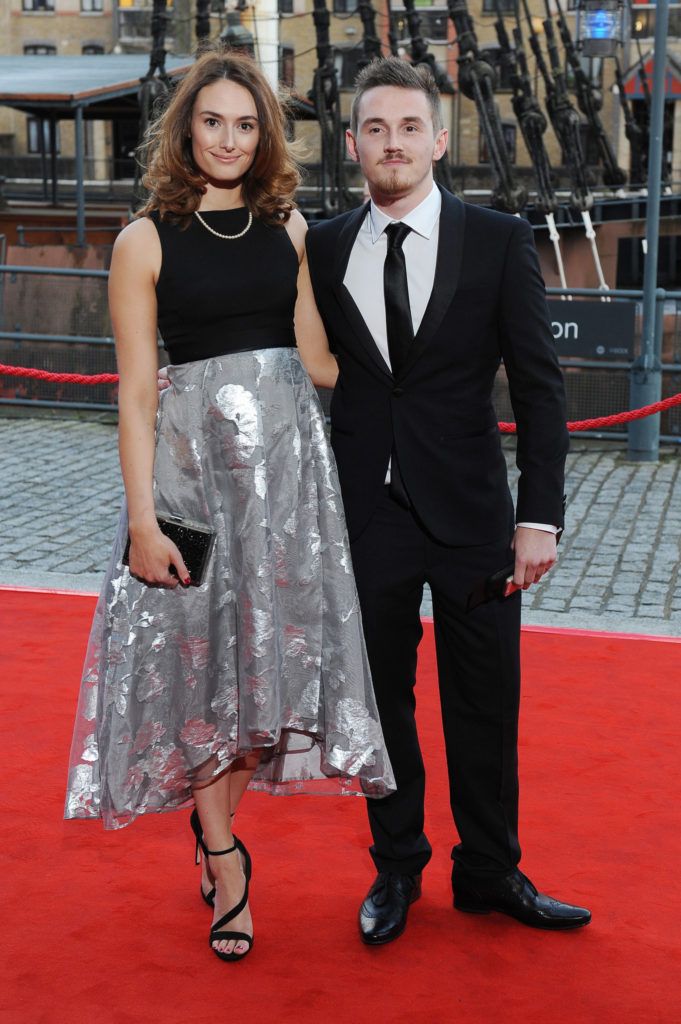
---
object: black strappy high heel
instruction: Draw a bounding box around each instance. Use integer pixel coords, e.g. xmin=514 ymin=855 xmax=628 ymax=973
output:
xmin=189 ymin=809 xmax=252 ymax=908
xmin=204 ymin=841 xmax=253 ymax=962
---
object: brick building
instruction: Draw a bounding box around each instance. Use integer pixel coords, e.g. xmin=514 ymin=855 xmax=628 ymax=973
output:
xmin=277 ymin=0 xmax=681 ymax=189
xmin=2 ymin=1 xmax=681 ymax=198
xmin=1 ymin=1 xmax=116 ymax=175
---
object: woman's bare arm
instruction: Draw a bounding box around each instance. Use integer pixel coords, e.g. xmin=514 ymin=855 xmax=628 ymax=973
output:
xmin=285 ymin=210 xmax=338 ymax=390
xmin=111 ymin=217 xmax=188 ymax=586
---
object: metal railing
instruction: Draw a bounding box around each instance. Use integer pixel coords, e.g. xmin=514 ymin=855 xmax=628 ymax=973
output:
xmin=0 ymin=264 xmax=680 ymax=441
xmin=0 ymin=264 xmax=116 ymax=412
xmin=15 ymin=225 xmax=121 ymax=246
xmin=493 ymin=285 xmax=681 ymax=442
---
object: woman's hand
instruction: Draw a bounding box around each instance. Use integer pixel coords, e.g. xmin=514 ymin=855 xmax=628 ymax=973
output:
xmin=128 ymin=520 xmax=191 ymax=587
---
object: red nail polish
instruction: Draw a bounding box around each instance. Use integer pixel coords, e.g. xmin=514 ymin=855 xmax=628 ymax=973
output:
xmin=184 ymin=576 xmax=191 ymax=586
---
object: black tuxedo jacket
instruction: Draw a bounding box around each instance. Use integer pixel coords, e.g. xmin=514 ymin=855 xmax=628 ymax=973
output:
xmin=306 ymin=187 xmax=569 ymax=546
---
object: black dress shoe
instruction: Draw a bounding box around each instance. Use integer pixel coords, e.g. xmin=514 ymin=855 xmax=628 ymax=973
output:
xmin=359 ymin=872 xmax=422 ymax=945
xmin=453 ymin=869 xmax=591 ymax=930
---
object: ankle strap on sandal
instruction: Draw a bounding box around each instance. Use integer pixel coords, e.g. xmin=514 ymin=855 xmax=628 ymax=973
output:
xmin=205 ymin=842 xmax=237 ymax=857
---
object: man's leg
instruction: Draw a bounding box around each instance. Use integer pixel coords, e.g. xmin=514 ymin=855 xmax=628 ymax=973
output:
xmin=426 ymin=536 xmax=522 ymax=881
xmin=351 ymin=490 xmax=431 ymax=876
xmin=427 ymin=537 xmax=591 ymax=929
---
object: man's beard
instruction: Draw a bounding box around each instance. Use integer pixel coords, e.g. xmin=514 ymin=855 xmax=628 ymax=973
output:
xmin=374 ymin=163 xmax=412 ymax=195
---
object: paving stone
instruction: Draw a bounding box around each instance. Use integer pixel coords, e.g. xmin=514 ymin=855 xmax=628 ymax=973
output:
xmin=2 ymin=423 xmax=680 ymax=626
xmin=569 ymin=597 xmax=604 ymax=610
xmin=612 ymin=581 xmax=643 ymax=595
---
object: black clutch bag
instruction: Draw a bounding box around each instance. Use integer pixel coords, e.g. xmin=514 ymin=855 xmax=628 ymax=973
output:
xmin=123 ymin=513 xmax=216 ymax=587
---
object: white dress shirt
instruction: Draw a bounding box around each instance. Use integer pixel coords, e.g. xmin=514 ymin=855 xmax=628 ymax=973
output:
xmin=344 ymin=183 xmax=441 ymax=371
xmin=342 ymin=182 xmax=556 ymax=536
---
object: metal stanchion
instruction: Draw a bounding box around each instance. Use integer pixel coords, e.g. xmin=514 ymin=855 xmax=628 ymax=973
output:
xmin=74 ymin=105 xmax=86 ymax=248
xmin=628 ymin=0 xmax=670 ymax=461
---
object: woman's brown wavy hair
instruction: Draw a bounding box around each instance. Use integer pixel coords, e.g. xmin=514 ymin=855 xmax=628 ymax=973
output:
xmin=139 ymin=47 xmax=300 ymax=226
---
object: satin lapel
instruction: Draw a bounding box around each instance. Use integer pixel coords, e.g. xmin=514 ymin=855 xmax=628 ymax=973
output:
xmin=399 ymin=189 xmax=466 ymax=379
xmin=331 ymin=201 xmax=393 ymax=380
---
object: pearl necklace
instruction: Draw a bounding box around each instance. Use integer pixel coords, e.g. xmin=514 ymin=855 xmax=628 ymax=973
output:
xmin=194 ymin=209 xmax=253 ymax=240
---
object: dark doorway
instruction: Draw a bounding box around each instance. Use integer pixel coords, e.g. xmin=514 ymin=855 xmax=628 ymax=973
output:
xmin=617 ymin=234 xmax=681 ymax=290
xmin=112 ymin=118 xmax=139 ymax=180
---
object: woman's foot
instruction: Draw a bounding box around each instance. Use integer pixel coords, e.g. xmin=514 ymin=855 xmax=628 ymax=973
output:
xmin=209 ymin=849 xmax=253 ymax=958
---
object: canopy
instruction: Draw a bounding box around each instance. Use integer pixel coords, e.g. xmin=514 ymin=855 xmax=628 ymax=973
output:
xmin=0 ymin=54 xmax=192 ymax=119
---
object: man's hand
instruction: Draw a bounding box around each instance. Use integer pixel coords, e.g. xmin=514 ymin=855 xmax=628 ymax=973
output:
xmin=511 ymin=526 xmax=557 ymax=588
xmin=157 ymin=365 xmax=171 ymax=392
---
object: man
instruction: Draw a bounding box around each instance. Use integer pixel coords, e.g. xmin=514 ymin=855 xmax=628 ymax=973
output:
xmin=306 ymin=57 xmax=591 ymax=944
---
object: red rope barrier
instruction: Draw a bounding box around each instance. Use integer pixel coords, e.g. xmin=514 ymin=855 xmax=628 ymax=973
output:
xmin=0 ymin=364 xmax=118 ymax=385
xmin=2 ymin=363 xmax=681 ymax=432
xmin=498 ymin=391 xmax=681 ymax=433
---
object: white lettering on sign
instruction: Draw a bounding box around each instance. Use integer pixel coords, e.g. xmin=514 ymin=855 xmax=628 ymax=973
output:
xmin=551 ymin=320 xmax=578 ymax=340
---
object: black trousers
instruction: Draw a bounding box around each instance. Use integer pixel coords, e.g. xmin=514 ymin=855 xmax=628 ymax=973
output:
xmin=350 ymin=489 xmax=522 ymax=882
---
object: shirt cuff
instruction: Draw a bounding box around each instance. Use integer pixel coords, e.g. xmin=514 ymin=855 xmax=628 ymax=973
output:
xmin=516 ymin=522 xmax=559 ymax=534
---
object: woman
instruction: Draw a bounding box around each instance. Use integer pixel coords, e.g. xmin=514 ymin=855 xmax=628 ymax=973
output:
xmin=64 ymin=49 xmax=394 ymax=963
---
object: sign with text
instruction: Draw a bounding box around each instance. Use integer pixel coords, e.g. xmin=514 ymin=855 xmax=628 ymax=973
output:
xmin=547 ymin=299 xmax=636 ymax=359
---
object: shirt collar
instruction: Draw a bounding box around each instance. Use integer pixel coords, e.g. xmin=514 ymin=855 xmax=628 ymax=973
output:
xmin=367 ymin=182 xmax=441 ymax=244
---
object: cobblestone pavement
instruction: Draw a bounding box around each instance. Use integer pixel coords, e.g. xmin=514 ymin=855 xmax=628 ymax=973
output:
xmin=1 ymin=417 xmax=680 ymax=636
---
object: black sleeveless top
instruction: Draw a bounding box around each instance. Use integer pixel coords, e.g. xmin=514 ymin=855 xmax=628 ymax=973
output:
xmin=150 ymin=208 xmax=299 ymax=364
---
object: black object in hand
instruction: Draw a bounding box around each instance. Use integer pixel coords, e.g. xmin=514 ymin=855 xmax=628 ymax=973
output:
xmin=123 ymin=514 xmax=215 ymax=587
xmin=466 ymin=562 xmax=520 ymax=612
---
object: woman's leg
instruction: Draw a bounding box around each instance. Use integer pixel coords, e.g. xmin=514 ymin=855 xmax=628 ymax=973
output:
xmin=194 ymin=752 xmax=261 ymax=902
xmin=194 ymin=770 xmax=252 ymax=957
xmin=228 ymin=751 xmax=261 ymax=817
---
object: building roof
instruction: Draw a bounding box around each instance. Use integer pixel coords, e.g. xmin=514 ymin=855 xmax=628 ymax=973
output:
xmin=622 ymin=49 xmax=681 ymax=99
xmin=0 ymin=54 xmax=192 ymax=118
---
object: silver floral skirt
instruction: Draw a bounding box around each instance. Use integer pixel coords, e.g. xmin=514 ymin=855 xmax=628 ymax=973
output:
xmin=65 ymin=348 xmax=395 ymax=829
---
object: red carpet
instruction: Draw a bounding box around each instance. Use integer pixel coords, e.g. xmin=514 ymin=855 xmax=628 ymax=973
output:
xmin=1 ymin=587 xmax=680 ymax=1024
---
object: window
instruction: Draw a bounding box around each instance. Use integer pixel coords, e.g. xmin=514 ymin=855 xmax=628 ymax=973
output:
xmin=334 ymin=46 xmax=364 ymax=90
xmin=580 ymin=124 xmax=601 ymax=166
xmin=22 ymin=0 xmax=55 ymax=11
xmin=279 ymin=44 xmax=295 ymax=88
xmin=81 ymin=0 xmax=104 ymax=11
xmin=482 ymin=0 xmax=515 ymax=12
xmin=632 ymin=4 xmax=681 ymax=38
xmin=560 ymin=124 xmax=600 ymax=167
xmin=27 ymin=118 xmax=61 ymax=154
xmin=279 ymin=0 xmax=294 ymax=12
xmin=391 ymin=8 xmax=450 ymax=43
xmin=23 ymin=43 xmax=57 ymax=54
xmin=334 ymin=0 xmax=359 ymax=11
xmin=480 ymin=45 xmax=514 ymax=92
xmin=82 ymin=43 xmax=105 ymax=54
xmin=479 ymin=122 xmax=516 ymax=164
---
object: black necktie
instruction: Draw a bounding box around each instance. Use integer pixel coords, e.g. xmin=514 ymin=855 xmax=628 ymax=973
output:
xmin=384 ymin=222 xmax=413 ymax=509
xmin=384 ymin=222 xmax=413 ymax=378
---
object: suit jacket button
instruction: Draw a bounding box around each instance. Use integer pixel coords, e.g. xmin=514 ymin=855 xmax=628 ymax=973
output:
xmin=392 ymin=386 xmax=404 ymax=397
